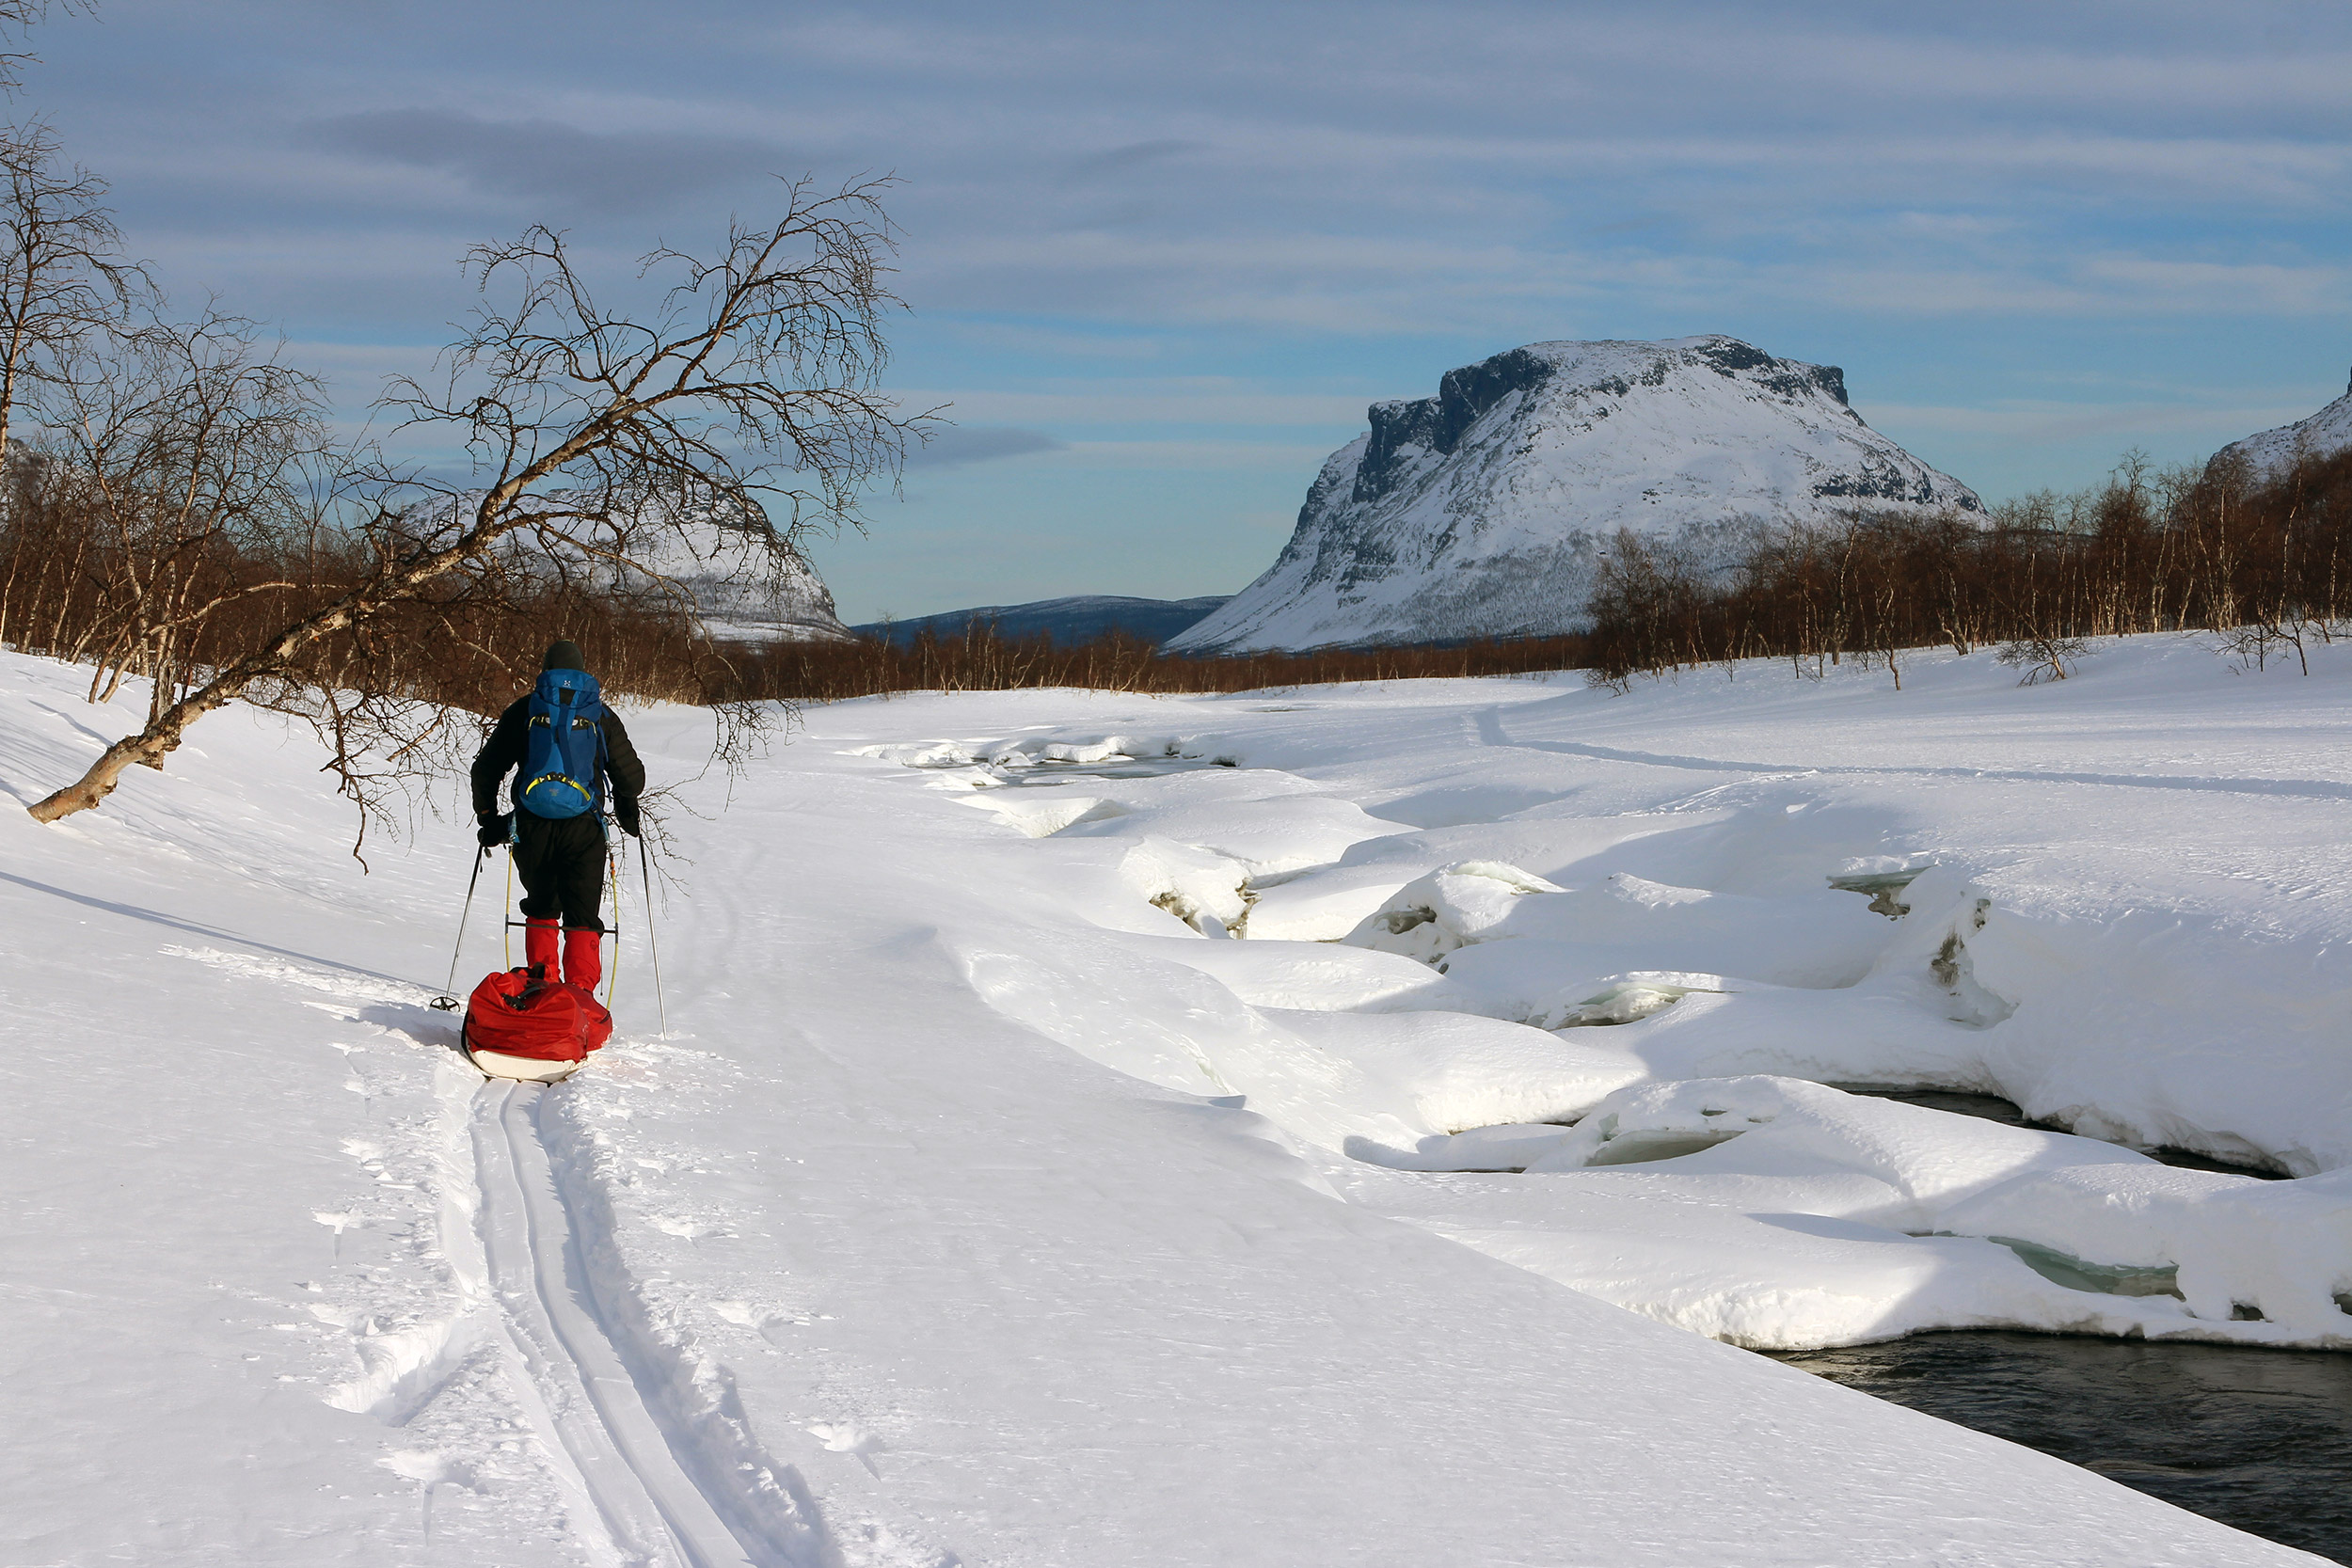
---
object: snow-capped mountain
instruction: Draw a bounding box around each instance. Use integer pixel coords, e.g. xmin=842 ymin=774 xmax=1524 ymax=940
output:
xmin=1168 ymin=336 xmax=1980 ymax=653
xmin=2211 ymin=367 xmax=2352 ymax=480
xmin=588 ymin=520 xmax=852 ymax=643
xmin=414 ymin=492 xmax=856 ymax=644
xmin=654 ymin=537 xmax=854 ymax=644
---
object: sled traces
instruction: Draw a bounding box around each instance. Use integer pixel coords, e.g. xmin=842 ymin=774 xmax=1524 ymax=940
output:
xmin=472 ymin=1080 xmax=763 ymax=1568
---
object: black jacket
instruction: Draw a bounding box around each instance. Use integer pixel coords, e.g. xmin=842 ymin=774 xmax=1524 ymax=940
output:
xmin=470 ymin=693 xmax=646 ymax=819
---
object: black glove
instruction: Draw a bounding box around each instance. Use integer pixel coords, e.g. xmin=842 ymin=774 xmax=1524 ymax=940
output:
xmin=476 ymin=812 xmax=512 ymax=848
xmin=612 ymin=796 xmax=641 ymax=838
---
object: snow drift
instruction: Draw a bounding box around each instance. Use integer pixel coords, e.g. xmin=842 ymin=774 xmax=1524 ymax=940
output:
xmin=1169 ymin=334 xmax=1981 ymax=653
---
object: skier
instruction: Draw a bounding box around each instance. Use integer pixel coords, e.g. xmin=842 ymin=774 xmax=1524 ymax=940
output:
xmin=470 ymin=641 xmax=646 ymax=995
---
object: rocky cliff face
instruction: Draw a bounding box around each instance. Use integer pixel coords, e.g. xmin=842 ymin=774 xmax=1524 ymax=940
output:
xmin=585 ymin=520 xmax=853 ymax=643
xmin=2212 ymin=369 xmax=2352 ymax=481
xmin=1168 ymin=336 xmax=1980 ymax=653
xmin=453 ymin=498 xmax=854 ymax=644
xmin=668 ymin=543 xmax=853 ymax=644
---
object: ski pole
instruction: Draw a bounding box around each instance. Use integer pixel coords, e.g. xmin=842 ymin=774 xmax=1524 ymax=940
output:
xmin=639 ymin=833 xmax=670 ymax=1036
xmin=604 ymin=841 xmax=621 ymax=1009
xmin=430 ymin=847 xmax=488 ymax=1010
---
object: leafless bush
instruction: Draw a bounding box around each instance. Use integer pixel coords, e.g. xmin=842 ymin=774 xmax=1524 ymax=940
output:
xmin=720 ymin=622 xmax=1591 ymax=702
xmin=1994 ymin=636 xmax=2089 ymax=685
xmin=33 ymin=310 xmax=333 ymax=724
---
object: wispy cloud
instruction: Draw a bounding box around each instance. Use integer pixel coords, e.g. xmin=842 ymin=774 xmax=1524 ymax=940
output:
xmin=895 ymin=385 xmax=1380 ymax=428
xmin=1868 ymin=399 xmax=2329 ymax=445
xmin=1060 ymin=139 xmax=1208 ymax=186
xmin=304 ymin=108 xmax=782 ymax=212
xmin=904 ymin=426 xmax=1068 ymax=468
xmin=67 ymin=4 xmax=2352 ymax=340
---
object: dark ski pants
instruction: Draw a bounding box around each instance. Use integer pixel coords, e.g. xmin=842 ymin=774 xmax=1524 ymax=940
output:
xmin=514 ymin=810 xmax=607 ymax=932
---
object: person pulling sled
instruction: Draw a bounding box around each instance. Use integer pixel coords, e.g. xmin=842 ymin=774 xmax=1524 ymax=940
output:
xmin=441 ymin=641 xmax=650 ymax=1082
xmin=470 ymin=640 xmax=647 ymax=994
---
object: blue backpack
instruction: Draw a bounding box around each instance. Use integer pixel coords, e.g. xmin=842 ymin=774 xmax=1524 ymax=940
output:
xmin=519 ymin=668 xmax=608 ymax=820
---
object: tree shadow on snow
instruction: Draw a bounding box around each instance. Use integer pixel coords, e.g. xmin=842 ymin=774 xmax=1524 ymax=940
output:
xmin=0 ymin=867 xmax=426 ymax=994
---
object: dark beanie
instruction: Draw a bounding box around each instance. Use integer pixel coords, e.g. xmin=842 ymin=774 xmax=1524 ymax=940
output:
xmin=542 ymin=640 xmax=587 ymax=673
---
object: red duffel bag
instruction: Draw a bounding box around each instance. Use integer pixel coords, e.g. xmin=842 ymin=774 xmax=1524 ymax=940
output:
xmin=462 ymin=967 xmax=613 ymax=1064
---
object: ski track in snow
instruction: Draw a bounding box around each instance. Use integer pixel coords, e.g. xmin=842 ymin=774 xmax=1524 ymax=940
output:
xmin=11 ymin=722 xmax=844 ymax=1566
xmin=130 ymin=908 xmax=844 ymax=1564
xmin=468 ymin=1075 xmax=822 ymax=1568
xmin=473 ymin=1079 xmax=747 ymax=1566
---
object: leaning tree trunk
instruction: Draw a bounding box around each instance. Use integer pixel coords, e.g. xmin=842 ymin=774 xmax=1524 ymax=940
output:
xmin=28 ymin=435 xmax=593 ymax=822
xmin=24 ymin=676 xmax=222 ymax=818
xmin=29 ymin=563 xmax=390 ymax=821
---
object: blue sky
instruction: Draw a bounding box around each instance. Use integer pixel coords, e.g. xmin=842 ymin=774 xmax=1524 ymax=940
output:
xmin=27 ymin=1 xmax=2352 ymax=622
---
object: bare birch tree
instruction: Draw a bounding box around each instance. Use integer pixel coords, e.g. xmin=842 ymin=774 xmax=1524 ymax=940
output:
xmin=27 ymin=174 xmax=925 ymax=824
xmin=0 ymin=120 xmax=143 ymax=464
xmin=32 ymin=309 xmax=327 ymax=722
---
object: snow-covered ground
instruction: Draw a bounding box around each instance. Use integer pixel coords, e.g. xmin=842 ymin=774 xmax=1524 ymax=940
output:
xmin=5 ymin=635 xmax=2347 ymax=1566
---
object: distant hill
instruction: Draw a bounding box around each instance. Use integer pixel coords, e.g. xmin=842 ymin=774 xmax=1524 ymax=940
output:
xmin=2211 ymin=366 xmax=2352 ymax=481
xmin=852 ymin=594 xmax=1232 ymax=648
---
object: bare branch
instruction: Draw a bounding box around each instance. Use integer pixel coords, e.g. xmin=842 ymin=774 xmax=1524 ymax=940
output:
xmin=26 ymin=174 xmax=930 ymax=839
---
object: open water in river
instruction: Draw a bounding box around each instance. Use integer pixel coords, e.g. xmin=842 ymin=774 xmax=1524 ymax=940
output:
xmin=1771 ymin=1333 xmax=2352 ymax=1563
xmin=1837 ymin=1086 xmax=2293 ymax=1179
xmin=1788 ymin=1089 xmax=2339 ymax=1562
